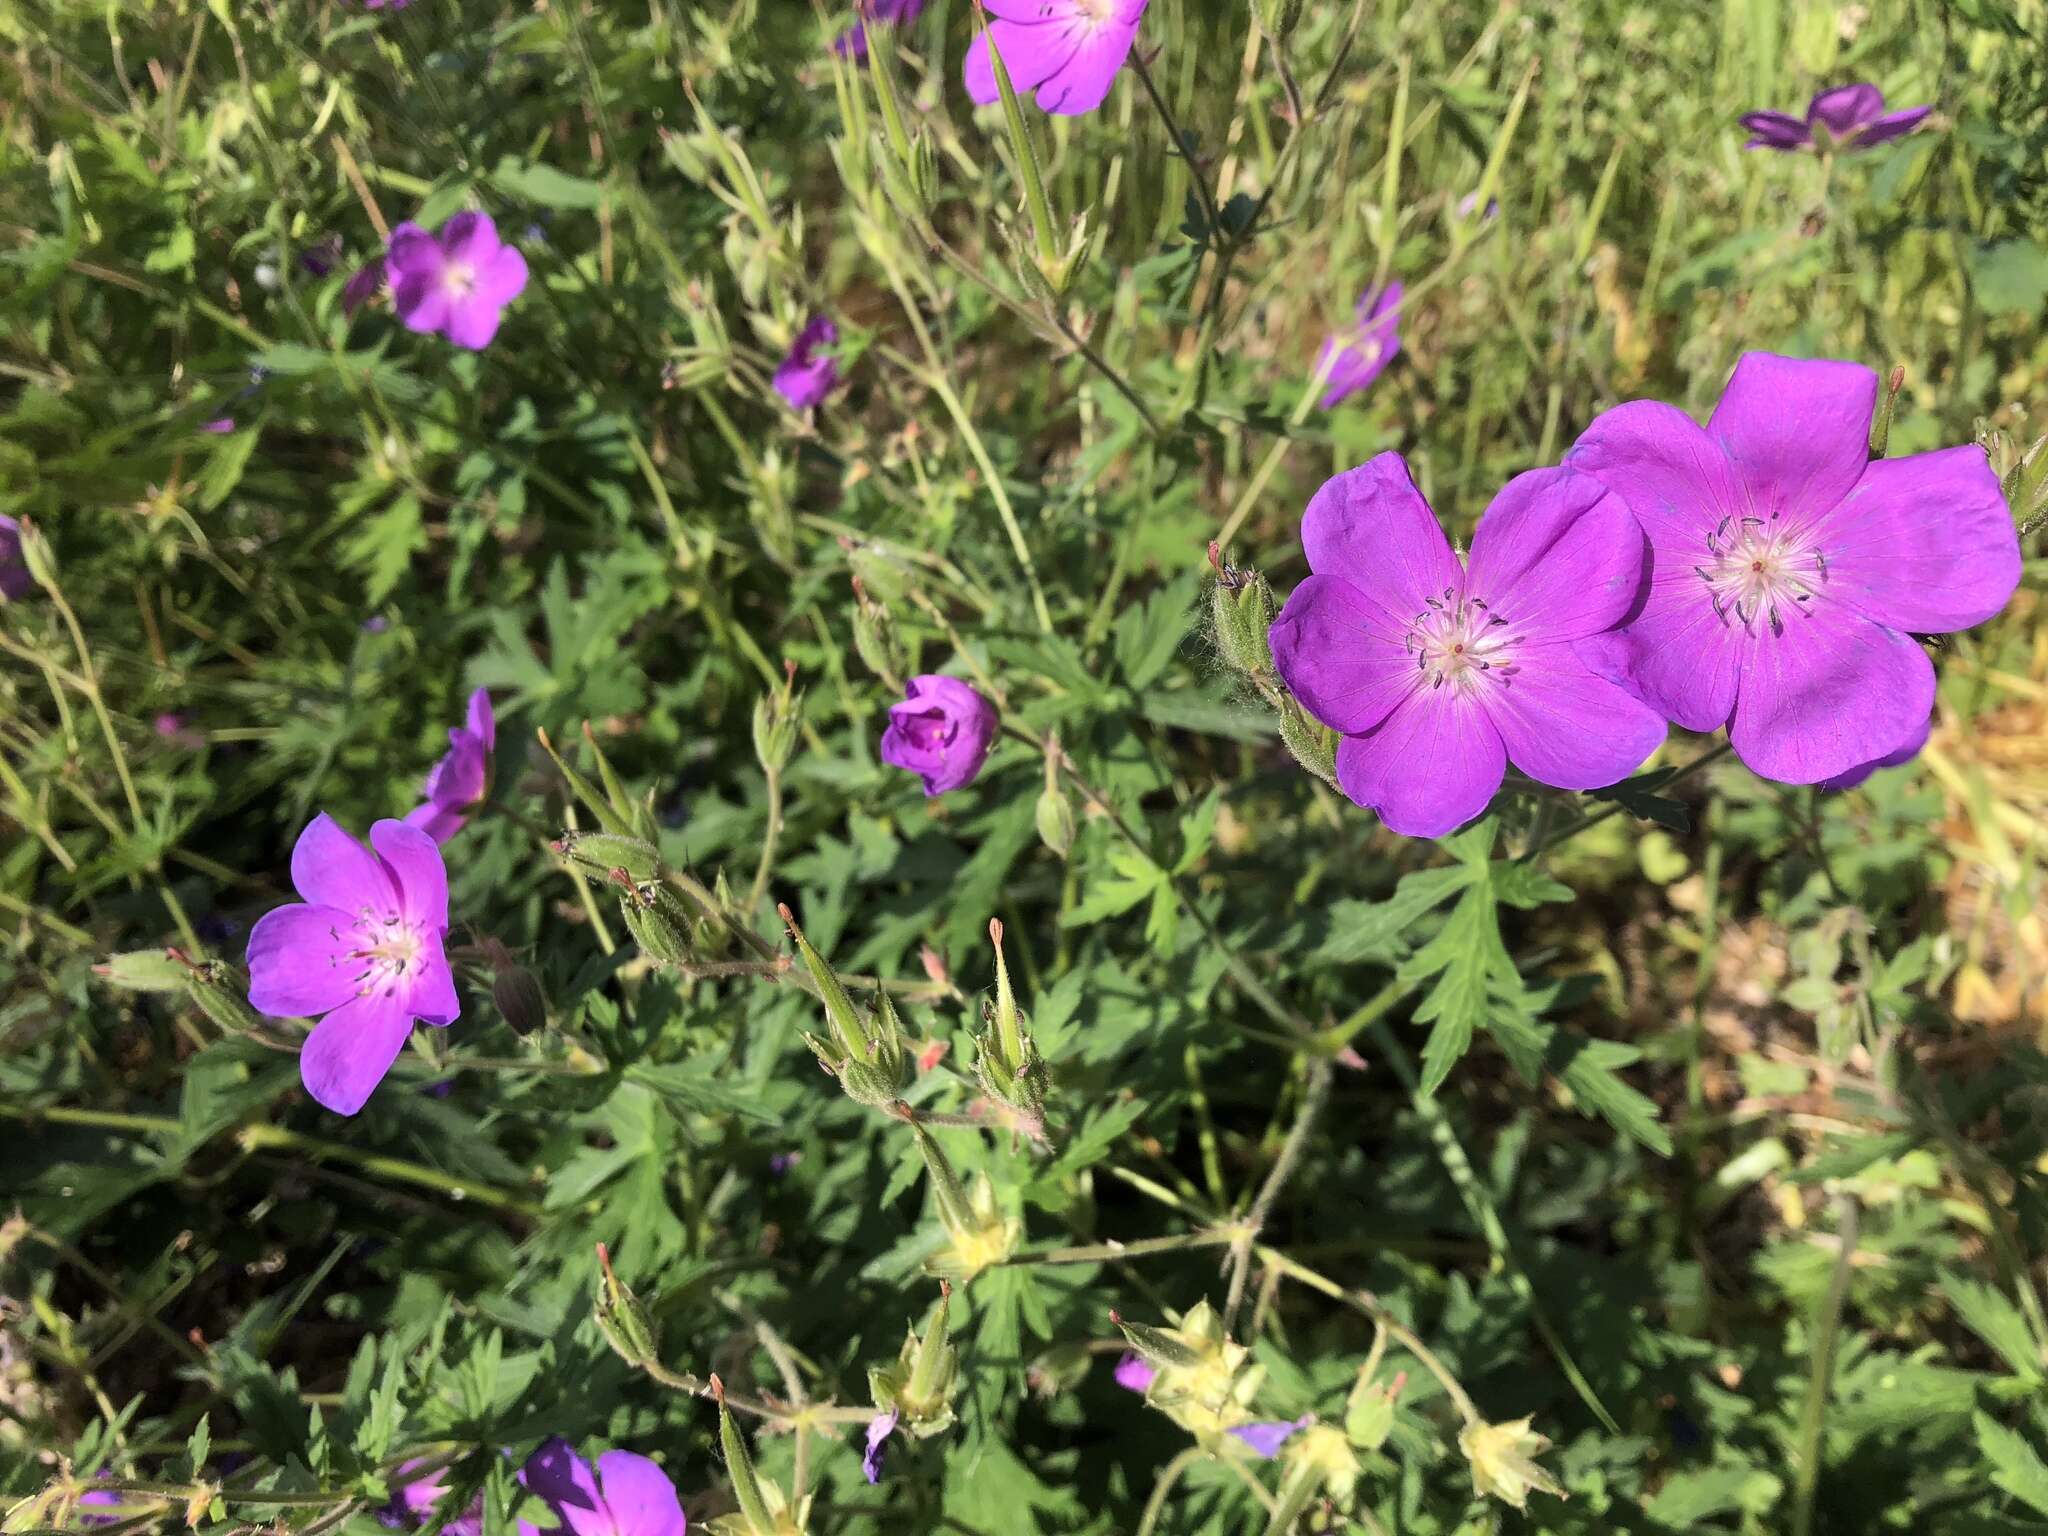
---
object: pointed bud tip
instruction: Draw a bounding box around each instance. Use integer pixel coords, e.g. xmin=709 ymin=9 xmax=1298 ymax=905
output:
xmin=1206 ymin=540 xmax=1223 ymax=571
xmin=988 ymin=918 xmax=1003 ymax=945
xmin=1888 ymin=364 xmax=1906 ymax=393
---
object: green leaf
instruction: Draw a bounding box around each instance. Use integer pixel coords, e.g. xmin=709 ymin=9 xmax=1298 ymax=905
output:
xmin=1967 ymin=239 xmax=2048 ymax=317
xmin=1065 ymin=844 xmax=1169 ymax=927
xmin=1315 ymin=865 xmax=1475 ymax=964
xmin=1941 ymin=1270 xmax=2044 ymax=1380
xmin=490 ymin=156 xmax=606 ymax=209
xmin=341 ymin=492 xmax=426 ymax=605
xmin=1976 ymin=1412 xmax=2048 ymax=1516
xmin=1401 ymin=884 xmax=1508 ymax=1095
xmin=1589 ymin=768 xmax=1692 ymax=831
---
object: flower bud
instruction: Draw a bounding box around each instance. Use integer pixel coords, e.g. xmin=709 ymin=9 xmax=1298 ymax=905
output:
xmin=617 ymin=878 xmax=694 ymax=968
xmin=1869 ymin=364 xmax=1905 ymax=458
xmin=1343 ymin=1369 xmax=1401 ymax=1451
xmin=17 ymin=516 xmax=57 ymax=590
xmin=489 ymin=959 xmax=548 ymax=1037
xmin=1277 ymin=699 xmax=1339 ymax=788
xmin=593 ymin=1243 xmax=662 ymax=1370
xmin=850 ymin=578 xmax=905 ymax=684
xmin=553 ymin=831 xmax=664 ymax=882
xmin=187 ymin=961 xmax=261 ymax=1036
xmin=1034 ymin=737 xmax=1074 ymax=859
xmin=1459 ymin=1415 xmax=1565 ymax=1510
xmin=752 ymin=663 xmax=802 ymax=777
xmin=1208 ymin=544 xmax=1276 ymax=675
xmin=712 ymin=1378 xmax=779 ymax=1536
xmin=94 ymin=949 xmax=191 ymax=993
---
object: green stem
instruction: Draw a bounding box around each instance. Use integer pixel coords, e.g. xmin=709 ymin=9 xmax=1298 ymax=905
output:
xmin=1791 ymin=1196 xmax=1859 ymax=1536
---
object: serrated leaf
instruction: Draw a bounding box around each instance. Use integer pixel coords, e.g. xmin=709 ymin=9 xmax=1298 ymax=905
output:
xmin=1316 ymin=865 xmax=1475 ymax=964
xmin=1402 ymin=884 xmax=1506 ymax=1094
xmin=1942 ymin=1271 xmax=2045 ymax=1380
xmin=1977 ymin=1412 xmax=2048 ymax=1516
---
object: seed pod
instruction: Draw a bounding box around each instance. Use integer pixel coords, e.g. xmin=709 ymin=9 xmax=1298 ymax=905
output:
xmin=714 ymin=1379 xmax=778 ymax=1536
xmin=1208 ymin=544 xmax=1277 ymax=676
xmin=1277 ymin=699 xmax=1339 ymax=789
xmin=850 ymin=578 xmax=906 ymax=684
xmin=593 ymin=1243 xmax=662 ymax=1370
xmin=553 ymin=831 xmax=664 ymax=881
xmin=94 ymin=949 xmax=191 ymax=993
xmin=186 ymin=964 xmax=262 ymax=1036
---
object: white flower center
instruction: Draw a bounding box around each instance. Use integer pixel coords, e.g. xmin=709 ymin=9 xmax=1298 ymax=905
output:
xmin=1405 ymin=587 xmax=1517 ymax=698
xmin=442 ymin=261 xmax=478 ymax=299
xmin=1695 ymin=511 xmax=1828 ymax=635
xmin=344 ymin=910 xmax=428 ymax=999
xmin=1072 ymin=0 xmax=1116 ymax=23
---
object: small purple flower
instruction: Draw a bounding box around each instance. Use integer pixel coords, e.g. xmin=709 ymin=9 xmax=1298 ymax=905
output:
xmin=77 ymin=1483 xmax=123 ymax=1526
xmin=1270 ymin=455 xmax=1667 ymax=838
xmin=388 ymin=212 xmax=529 ymax=350
xmin=863 ymin=1410 xmax=898 ymax=1484
xmin=769 ymin=1150 xmax=802 ymax=1176
xmin=363 ymin=615 xmax=392 ymax=634
xmin=202 ymin=418 xmax=236 ymax=434
xmin=245 ymin=814 xmax=459 ymax=1116
xmin=1113 ymin=1353 xmax=1157 ymax=1393
xmin=519 ymin=1437 xmax=686 ymax=1536
xmin=1456 ymin=192 xmax=1501 ymax=221
xmin=0 ymin=515 xmax=31 ymax=601
xmin=964 ymin=0 xmax=1150 ymax=116
xmin=1316 ymin=282 xmax=1402 ymax=409
xmin=773 ymin=316 xmax=842 ymax=410
xmin=1229 ymin=1416 xmax=1311 ymax=1458
xmin=833 ymin=0 xmax=927 ymax=59
xmin=1565 ymin=353 xmax=2021 ymax=785
xmin=301 ymin=235 xmax=343 ymax=277
xmin=1740 ymin=84 xmax=1932 ymax=153
xmin=880 ymin=675 xmax=999 ymax=796
xmin=384 ymin=1459 xmax=541 ymax=1536
xmin=404 ymin=688 xmax=496 ymax=844
xmin=155 ymin=713 xmax=204 ymax=750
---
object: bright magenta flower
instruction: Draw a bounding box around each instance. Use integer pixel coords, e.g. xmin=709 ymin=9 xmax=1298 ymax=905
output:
xmin=963 ymin=0 xmax=1150 ymax=117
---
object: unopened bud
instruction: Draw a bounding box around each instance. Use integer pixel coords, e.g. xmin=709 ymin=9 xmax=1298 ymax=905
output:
xmin=186 ymin=962 xmax=260 ymax=1036
xmin=489 ymin=959 xmax=548 ymax=1036
xmin=1277 ymin=699 xmax=1339 ymax=789
xmin=17 ymin=516 xmax=57 ymax=590
xmin=617 ymin=878 xmax=694 ymax=968
xmin=1869 ymin=364 xmax=1906 ymax=458
xmin=593 ymin=1243 xmax=662 ymax=1369
xmin=552 ymin=831 xmax=664 ymax=881
xmin=95 ymin=949 xmax=190 ymax=993
xmin=713 ymin=1378 xmax=779 ymax=1536
xmin=1208 ymin=544 xmax=1276 ymax=675
xmin=752 ymin=666 xmax=802 ymax=777
xmin=1034 ymin=736 xmax=1074 ymax=858
xmin=919 ymin=944 xmax=950 ymax=988
xmin=851 ymin=578 xmax=906 ymax=684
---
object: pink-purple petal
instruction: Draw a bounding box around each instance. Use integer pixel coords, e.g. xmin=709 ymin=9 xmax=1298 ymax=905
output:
xmin=1851 ymin=105 xmax=1932 ymax=146
xmin=299 ymin=991 xmax=415 ymax=1115
xmin=369 ymin=819 xmax=449 ymax=929
xmin=246 ymin=904 xmax=363 ymax=1018
xmin=1033 ymin=17 xmax=1140 ymax=114
xmin=1807 ymin=83 xmax=1883 ymax=136
xmin=520 ymin=1438 xmax=612 ymax=1536
xmin=404 ymin=801 xmax=470 ymax=845
xmin=1577 ymin=575 xmax=1748 ymax=734
xmin=1817 ymin=711 xmax=1932 ymax=792
xmin=963 ymin=23 xmax=1077 ymax=104
xmin=1564 ymin=399 xmax=1740 ymax=548
xmin=444 ymin=297 xmax=507 ymax=351
xmin=1485 ymin=645 xmax=1668 ymax=790
xmin=595 ymin=1451 xmax=686 ymax=1536
xmin=1334 ymin=693 xmax=1506 ymax=840
xmin=1464 ymin=468 xmax=1649 ymax=644
xmin=1299 ymin=453 xmax=1463 ymax=622
xmin=1706 ymin=353 xmax=1876 ymax=524
xmin=291 ymin=812 xmax=393 ymax=912
xmin=464 ymin=687 xmax=497 ymax=744
xmin=393 ymin=277 xmax=453 ymax=336
xmin=1811 ymin=446 xmax=2021 ymax=634
xmin=476 ymin=245 xmax=530 ymax=308
xmin=1726 ymin=605 xmax=1935 ymax=785
xmin=1739 ymin=110 xmax=1810 ymax=149
xmin=1268 ymin=574 xmax=1418 ymax=736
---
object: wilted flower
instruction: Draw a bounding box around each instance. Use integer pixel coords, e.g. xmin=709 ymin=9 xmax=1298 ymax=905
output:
xmin=301 ymin=234 xmax=343 ymax=276
xmin=389 ymin=212 xmax=529 ymax=350
xmin=833 ymin=0 xmax=926 ymax=59
xmin=519 ymin=1439 xmax=685 ymax=1536
xmin=862 ymin=1410 xmax=896 ymax=1484
xmin=773 ymin=315 xmax=842 ymax=410
xmin=1740 ymin=83 xmax=1931 ymax=152
xmin=405 ymin=687 xmax=496 ymax=844
xmin=880 ymin=675 xmax=998 ymax=796
xmin=245 ymin=814 xmax=459 ymax=1116
xmin=342 ymin=256 xmax=388 ymax=316
xmin=1316 ymin=282 xmax=1402 ymax=409
xmin=1566 ymin=353 xmax=2021 ymax=785
xmin=1459 ymin=1416 xmax=1564 ymax=1510
xmin=1269 ymin=455 xmax=1667 ymax=838
xmin=0 ymin=515 xmax=31 ymax=601
xmin=964 ymin=0 xmax=1151 ymax=117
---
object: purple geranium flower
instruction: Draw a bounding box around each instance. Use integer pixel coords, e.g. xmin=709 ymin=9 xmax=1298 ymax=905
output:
xmin=880 ymin=675 xmax=999 ymax=796
xmin=388 ymin=212 xmax=529 ymax=350
xmin=1565 ymin=353 xmax=2021 ymax=785
xmin=1270 ymin=454 xmax=1667 ymax=838
xmin=0 ymin=515 xmax=31 ymax=601
xmin=405 ymin=687 xmax=496 ymax=844
xmin=77 ymin=1484 xmax=123 ymax=1526
xmin=1113 ymin=1353 xmax=1156 ymax=1393
xmin=245 ymin=814 xmax=459 ymax=1116
xmin=519 ymin=1438 xmax=685 ymax=1536
xmin=773 ymin=316 xmax=841 ymax=410
xmin=964 ymin=0 xmax=1150 ymax=117
xmin=342 ymin=255 xmax=389 ymax=317
xmin=863 ymin=1410 xmax=898 ymax=1484
xmin=383 ymin=1460 xmax=542 ymax=1536
xmin=1229 ymin=1416 xmax=1312 ymax=1458
xmin=1316 ymin=282 xmax=1402 ymax=409
xmin=1740 ymin=84 xmax=1932 ymax=153
xmin=833 ymin=0 xmax=926 ymax=59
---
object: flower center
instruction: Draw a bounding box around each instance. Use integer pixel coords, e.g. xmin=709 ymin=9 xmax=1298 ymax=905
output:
xmin=442 ymin=261 xmax=478 ymax=299
xmin=901 ymin=709 xmax=954 ymax=753
xmin=1695 ymin=512 xmax=1828 ymax=634
xmin=1405 ymin=587 xmax=1516 ymax=697
xmin=1073 ymin=0 xmax=1116 ymax=23
xmin=347 ymin=910 xmax=428 ymax=999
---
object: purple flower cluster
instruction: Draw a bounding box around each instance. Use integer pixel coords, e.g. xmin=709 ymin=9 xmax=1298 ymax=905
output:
xmin=1741 ymin=84 xmax=1931 ymax=153
xmin=1271 ymin=352 xmax=2020 ymax=837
